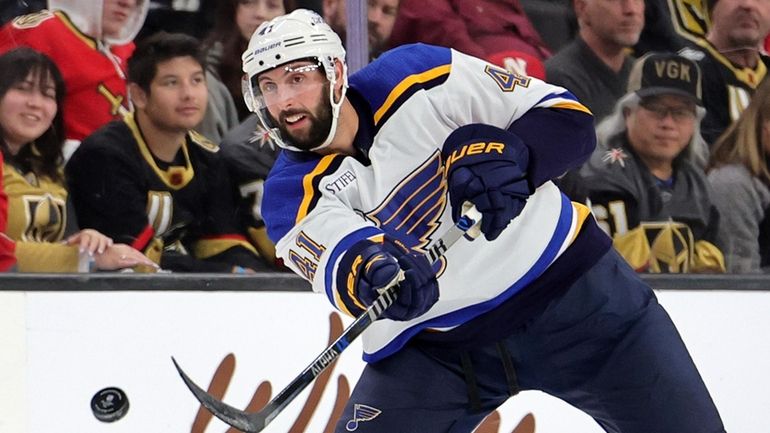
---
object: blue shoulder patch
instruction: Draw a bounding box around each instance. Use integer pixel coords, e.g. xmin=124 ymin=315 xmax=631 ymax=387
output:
xmin=350 ymin=44 xmax=452 ymax=128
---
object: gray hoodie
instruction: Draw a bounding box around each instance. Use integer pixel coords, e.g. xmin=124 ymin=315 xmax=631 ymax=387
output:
xmin=48 ymin=0 xmax=148 ymax=46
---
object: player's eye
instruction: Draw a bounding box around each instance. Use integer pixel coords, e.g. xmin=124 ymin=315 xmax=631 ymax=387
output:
xmin=260 ymin=82 xmax=278 ymax=93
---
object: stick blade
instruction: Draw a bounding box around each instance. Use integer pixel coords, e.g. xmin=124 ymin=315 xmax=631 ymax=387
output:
xmin=171 ymin=357 xmax=267 ymax=432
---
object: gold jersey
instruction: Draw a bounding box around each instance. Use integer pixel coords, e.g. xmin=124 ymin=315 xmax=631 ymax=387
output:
xmin=3 ymin=163 xmax=80 ymax=272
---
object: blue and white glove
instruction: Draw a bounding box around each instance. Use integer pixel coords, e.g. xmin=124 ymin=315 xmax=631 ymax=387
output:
xmin=348 ymin=238 xmax=439 ymax=321
xmin=443 ymin=124 xmax=533 ymax=241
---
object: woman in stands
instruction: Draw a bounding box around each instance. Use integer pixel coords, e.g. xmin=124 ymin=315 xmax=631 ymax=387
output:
xmin=0 ymin=47 xmax=155 ymax=272
xmin=708 ymin=78 xmax=770 ymax=273
xmin=202 ymin=0 xmax=295 ymax=121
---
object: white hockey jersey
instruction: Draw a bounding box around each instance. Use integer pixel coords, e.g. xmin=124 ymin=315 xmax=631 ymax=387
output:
xmin=263 ymin=44 xmax=596 ymax=362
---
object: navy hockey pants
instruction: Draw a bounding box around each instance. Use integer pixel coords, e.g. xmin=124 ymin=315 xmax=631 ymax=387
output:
xmin=336 ymin=249 xmax=725 ymax=433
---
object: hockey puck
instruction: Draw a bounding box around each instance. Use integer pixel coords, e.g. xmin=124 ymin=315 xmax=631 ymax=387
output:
xmin=90 ymin=387 xmax=129 ymax=422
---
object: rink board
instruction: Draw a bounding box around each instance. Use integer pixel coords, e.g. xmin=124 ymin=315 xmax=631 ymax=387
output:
xmin=0 ymin=289 xmax=768 ymax=433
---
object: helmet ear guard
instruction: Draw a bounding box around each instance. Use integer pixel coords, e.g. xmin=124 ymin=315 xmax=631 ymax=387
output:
xmin=241 ymin=9 xmax=348 ymax=152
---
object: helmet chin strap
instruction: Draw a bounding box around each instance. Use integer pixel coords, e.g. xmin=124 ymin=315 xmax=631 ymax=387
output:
xmin=308 ymin=62 xmax=349 ymax=152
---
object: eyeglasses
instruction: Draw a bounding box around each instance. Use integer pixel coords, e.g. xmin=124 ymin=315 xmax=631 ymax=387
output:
xmin=639 ymin=101 xmax=696 ymax=121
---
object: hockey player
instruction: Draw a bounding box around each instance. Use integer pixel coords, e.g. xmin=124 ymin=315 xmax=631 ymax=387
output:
xmin=0 ymin=0 xmax=149 ymax=158
xmin=66 ymin=32 xmax=266 ymax=273
xmin=247 ymin=9 xmax=725 ymax=433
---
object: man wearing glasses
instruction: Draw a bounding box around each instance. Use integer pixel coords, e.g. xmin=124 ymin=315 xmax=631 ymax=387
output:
xmin=577 ymin=52 xmax=725 ymax=273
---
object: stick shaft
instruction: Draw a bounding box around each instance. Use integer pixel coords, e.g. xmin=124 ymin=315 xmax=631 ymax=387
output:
xmin=259 ymin=209 xmax=480 ymax=425
xmin=173 ymin=206 xmax=481 ymax=432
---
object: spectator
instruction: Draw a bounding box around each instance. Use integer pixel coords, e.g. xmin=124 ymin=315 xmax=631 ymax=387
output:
xmin=0 ymin=47 xmax=154 ymax=272
xmin=388 ymin=0 xmax=552 ymax=62
xmin=219 ymin=115 xmax=282 ymax=268
xmin=202 ymin=0 xmax=295 ymax=121
xmin=194 ymin=71 xmax=240 ymax=143
xmin=708 ymin=77 xmax=770 ymax=273
xmin=680 ymin=0 xmax=770 ymax=145
xmin=66 ymin=32 xmax=267 ymax=273
xmin=579 ymin=52 xmax=723 ymax=273
xmin=0 ymin=0 xmax=149 ymax=160
xmin=367 ymin=0 xmax=400 ymax=59
xmin=322 ymin=0 xmax=346 ymax=41
xmin=546 ymin=0 xmax=645 ymax=123
xmin=136 ymin=0 xmax=217 ymax=41
xmin=635 ymin=0 xmax=709 ymax=55
xmin=321 ymin=0 xmax=401 ymax=60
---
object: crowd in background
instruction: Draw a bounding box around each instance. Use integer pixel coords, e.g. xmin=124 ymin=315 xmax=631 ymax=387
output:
xmin=0 ymin=0 xmax=768 ymax=274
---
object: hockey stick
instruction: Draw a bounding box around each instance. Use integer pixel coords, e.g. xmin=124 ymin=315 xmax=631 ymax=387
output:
xmin=172 ymin=204 xmax=482 ymax=432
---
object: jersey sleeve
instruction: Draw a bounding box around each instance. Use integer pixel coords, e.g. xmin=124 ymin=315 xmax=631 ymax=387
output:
xmin=354 ymin=44 xmax=596 ymax=190
xmin=437 ymin=48 xmax=596 ymax=188
xmin=220 ymin=122 xmax=282 ymax=265
xmin=579 ymin=156 xmax=641 ymax=239
xmin=263 ymin=152 xmax=385 ymax=315
xmin=14 ymin=241 xmax=81 ymax=272
xmin=188 ymin=147 xmax=265 ymax=271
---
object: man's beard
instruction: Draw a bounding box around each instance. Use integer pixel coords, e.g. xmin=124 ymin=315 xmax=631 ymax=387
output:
xmin=270 ymin=86 xmax=333 ymax=151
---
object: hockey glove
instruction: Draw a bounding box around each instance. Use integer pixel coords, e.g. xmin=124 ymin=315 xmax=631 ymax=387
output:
xmin=350 ymin=238 xmax=439 ymax=321
xmin=443 ymin=124 xmax=533 ymax=241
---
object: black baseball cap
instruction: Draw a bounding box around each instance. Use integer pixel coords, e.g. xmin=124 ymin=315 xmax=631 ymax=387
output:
xmin=627 ymin=52 xmax=703 ymax=105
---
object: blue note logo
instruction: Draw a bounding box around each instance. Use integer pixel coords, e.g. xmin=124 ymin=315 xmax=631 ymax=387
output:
xmin=345 ymin=404 xmax=382 ymax=431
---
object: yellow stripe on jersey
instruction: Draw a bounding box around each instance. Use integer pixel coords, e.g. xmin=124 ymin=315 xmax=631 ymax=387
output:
xmin=124 ymin=113 xmax=195 ymax=190
xmin=694 ymin=39 xmax=767 ymax=87
xmin=55 ymin=11 xmax=97 ymax=49
xmin=550 ymin=101 xmax=593 ymax=115
xmin=374 ymin=64 xmax=451 ymax=125
xmin=571 ymin=202 xmax=592 ymax=243
xmin=296 ymin=154 xmax=339 ymax=223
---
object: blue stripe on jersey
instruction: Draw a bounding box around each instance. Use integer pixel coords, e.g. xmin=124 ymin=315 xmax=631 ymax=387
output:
xmin=350 ymin=43 xmax=452 ymax=128
xmin=536 ymin=90 xmax=580 ymax=105
xmin=363 ymin=193 xmax=575 ymax=363
xmin=324 ymin=226 xmax=383 ymax=303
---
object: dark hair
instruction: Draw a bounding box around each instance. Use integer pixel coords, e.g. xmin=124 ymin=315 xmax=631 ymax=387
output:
xmin=0 ymin=47 xmax=65 ymax=182
xmin=128 ymin=31 xmax=207 ymax=93
xmin=202 ymin=0 xmax=296 ymax=119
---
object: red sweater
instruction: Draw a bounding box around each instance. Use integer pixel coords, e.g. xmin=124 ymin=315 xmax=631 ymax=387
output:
xmin=389 ymin=0 xmax=551 ymax=61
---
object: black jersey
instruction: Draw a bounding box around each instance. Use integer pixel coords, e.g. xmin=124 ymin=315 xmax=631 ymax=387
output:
xmin=680 ymin=42 xmax=769 ymax=145
xmin=580 ymin=136 xmax=723 ymax=272
xmin=219 ymin=114 xmax=281 ymax=266
xmin=66 ymin=114 xmax=266 ymax=272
